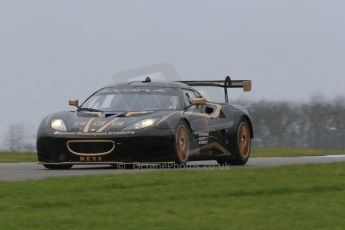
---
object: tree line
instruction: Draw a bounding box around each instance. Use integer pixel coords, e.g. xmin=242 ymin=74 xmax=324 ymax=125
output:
xmin=236 ymin=96 xmax=345 ymax=149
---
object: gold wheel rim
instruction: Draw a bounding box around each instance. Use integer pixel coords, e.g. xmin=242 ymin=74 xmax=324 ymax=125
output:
xmin=238 ymin=122 xmax=250 ymax=158
xmin=176 ymin=125 xmax=189 ymax=161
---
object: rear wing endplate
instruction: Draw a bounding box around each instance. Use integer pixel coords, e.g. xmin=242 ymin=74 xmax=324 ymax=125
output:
xmin=178 ymin=76 xmax=252 ymax=103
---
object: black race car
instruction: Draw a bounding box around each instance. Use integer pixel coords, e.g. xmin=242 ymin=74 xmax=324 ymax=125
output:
xmin=37 ymin=76 xmax=253 ymax=169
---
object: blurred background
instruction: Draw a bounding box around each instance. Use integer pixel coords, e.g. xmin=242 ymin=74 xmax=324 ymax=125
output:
xmin=0 ymin=0 xmax=344 ymax=151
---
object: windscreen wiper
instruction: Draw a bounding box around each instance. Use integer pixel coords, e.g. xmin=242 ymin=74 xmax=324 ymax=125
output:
xmin=78 ymin=108 xmax=103 ymax=112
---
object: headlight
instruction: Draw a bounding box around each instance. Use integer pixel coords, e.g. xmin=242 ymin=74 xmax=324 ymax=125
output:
xmin=51 ymin=119 xmax=68 ymax=132
xmin=124 ymin=118 xmax=158 ymax=130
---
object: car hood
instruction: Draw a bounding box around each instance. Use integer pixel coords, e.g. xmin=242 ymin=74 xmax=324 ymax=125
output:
xmin=49 ymin=110 xmax=174 ymax=132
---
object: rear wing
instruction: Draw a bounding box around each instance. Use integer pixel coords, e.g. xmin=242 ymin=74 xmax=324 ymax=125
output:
xmin=178 ymin=76 xmax=252 ymax=103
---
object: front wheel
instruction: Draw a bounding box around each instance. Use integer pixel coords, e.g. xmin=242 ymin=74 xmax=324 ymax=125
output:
xmin=173 ymin=121 xmax=191 ymax=165
xmin=43 ymin=164 xmax=73 ymax=170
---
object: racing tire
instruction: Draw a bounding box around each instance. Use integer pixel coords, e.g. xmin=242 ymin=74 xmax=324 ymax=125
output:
xmin=43 ymin=164 xmax=73 ymax=170
xmin=217 ymin=117 xmax=251 ymax=166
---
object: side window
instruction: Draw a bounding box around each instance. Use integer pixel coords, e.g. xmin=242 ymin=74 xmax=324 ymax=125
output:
xmin=183 ymin=89 xmax=197 ymax=107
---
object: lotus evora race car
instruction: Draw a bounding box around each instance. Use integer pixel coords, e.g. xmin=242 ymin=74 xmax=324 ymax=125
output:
xmin=37 ymin=76 xmax=253 ymax=169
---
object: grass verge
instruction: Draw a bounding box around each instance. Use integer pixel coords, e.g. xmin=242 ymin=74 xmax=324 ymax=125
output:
xmin=1 ymin=163 xmax=345 ymax=229
xmin=252 ymin=148 xmax=345 ymax=157
xmin=0 ymin=152 xmax=36 ymax=163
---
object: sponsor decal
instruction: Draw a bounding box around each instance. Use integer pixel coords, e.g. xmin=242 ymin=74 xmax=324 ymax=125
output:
xmin=80 ymin=156 xmax=103 ymax=162
xmin=54 ymin=131 xmax=135 ymax=136
xmin=197 ymin=132 xmax=209 ymax=145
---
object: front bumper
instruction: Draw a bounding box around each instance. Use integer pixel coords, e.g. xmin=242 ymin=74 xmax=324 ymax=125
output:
xmin=37 ymin=129 xmax=175 ymax=164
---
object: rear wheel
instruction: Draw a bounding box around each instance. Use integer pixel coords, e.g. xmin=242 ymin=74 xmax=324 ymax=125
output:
xmin=173 ymin=121 xmax=191 ymax=165
xmin=217 ymin=117 xmax=251 ymax=166
xmin=43 ymin=164 xmax=73 ymax=170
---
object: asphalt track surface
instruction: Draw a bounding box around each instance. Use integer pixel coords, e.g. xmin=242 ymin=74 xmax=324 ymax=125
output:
xmin=1 ymin=155 xmax=345 ymax=181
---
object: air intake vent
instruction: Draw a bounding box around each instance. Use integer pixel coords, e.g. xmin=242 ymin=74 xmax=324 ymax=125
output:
xmin=67 ymin=140 xmax=115 ymax=156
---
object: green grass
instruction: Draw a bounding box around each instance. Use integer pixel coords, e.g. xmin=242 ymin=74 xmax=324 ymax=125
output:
xmin=0 ymin=152 xmax=36 ymax=163
xmin=1 ymin=148 xmax=344 ymax=163
xmin=252 ymin=148 xmax=345 ymax=157
xmin=1 ymin=163 xmax=345 ymax=229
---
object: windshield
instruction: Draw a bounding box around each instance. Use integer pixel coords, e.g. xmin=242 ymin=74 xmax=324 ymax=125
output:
xmin=81 ymin=87 xmax=181 ymax=112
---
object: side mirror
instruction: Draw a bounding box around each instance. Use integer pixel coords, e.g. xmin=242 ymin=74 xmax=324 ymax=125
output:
xmin=69 ymin=99 xmax=79 ymax=107
xmin=192 ymin=98 xmax=207 ymax=106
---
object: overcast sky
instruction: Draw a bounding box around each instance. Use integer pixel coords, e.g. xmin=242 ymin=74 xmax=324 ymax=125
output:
xmin=0 ymin=0 xmax=344 ymax=145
